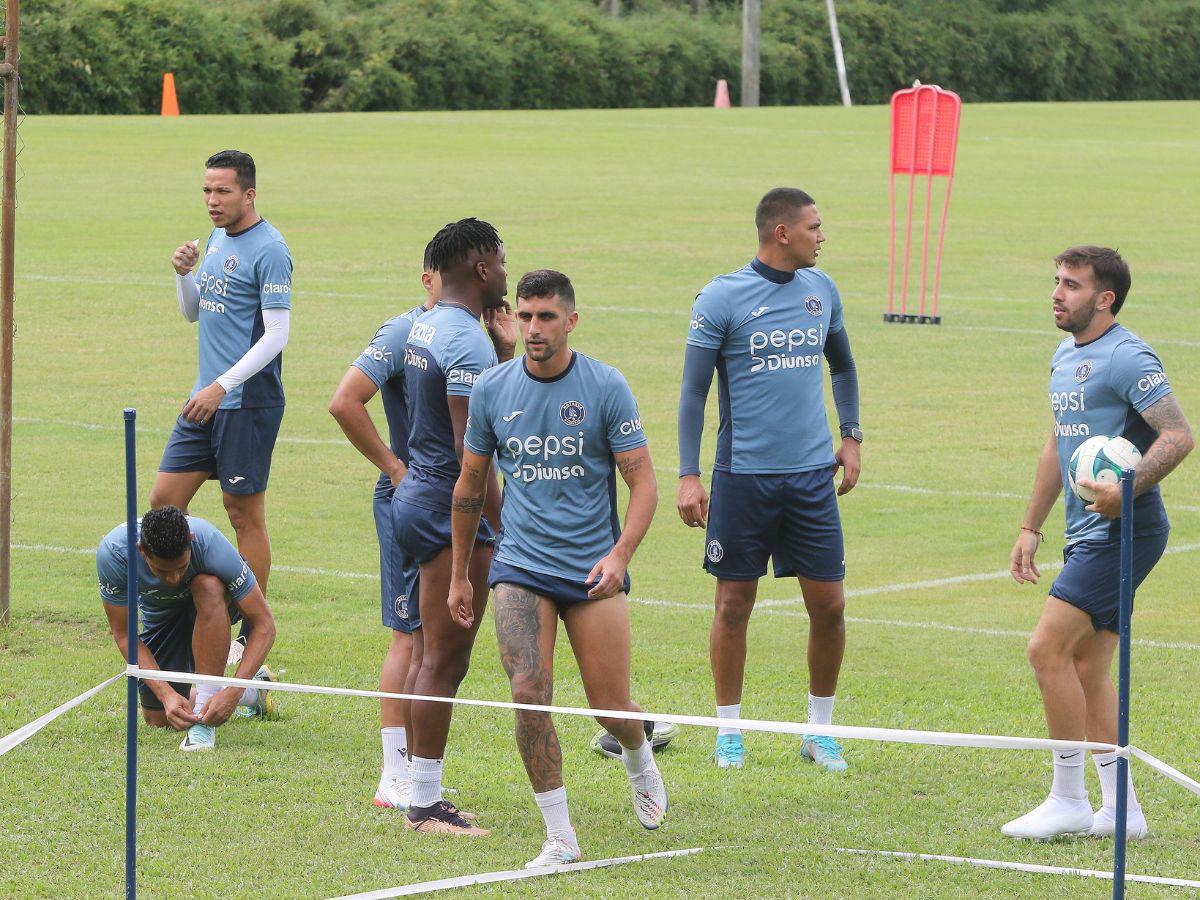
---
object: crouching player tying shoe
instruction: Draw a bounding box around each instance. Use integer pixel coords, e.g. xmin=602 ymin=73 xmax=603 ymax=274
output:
xmin=448 ymin=270 xmax=667 ymax=867
xmin=97 ymin=506 xmax=277 ymax=752
xmin=1005 ymin=246 xmax=1193 ymax=840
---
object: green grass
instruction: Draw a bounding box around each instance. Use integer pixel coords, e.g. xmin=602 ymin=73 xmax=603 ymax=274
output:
xmin=1 ymin=102 xmax=1198 ymax=898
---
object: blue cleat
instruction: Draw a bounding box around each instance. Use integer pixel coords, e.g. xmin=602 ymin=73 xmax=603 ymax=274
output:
xmin=801 ymin=734 xmax=849 ymax=773
xmin=713 ymin=733 xmax=745 ymax=769
xmin=179 ymin=722 xmax=216 ymax=752
xmin=234 ymin=665 xmax=277 ymax=719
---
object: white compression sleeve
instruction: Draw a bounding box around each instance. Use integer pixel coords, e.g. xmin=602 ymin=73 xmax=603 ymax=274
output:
xmin=176 ymin=273 xmax=200 ymax=322
xmin=215 ymin=307 xmax=290 ymax=393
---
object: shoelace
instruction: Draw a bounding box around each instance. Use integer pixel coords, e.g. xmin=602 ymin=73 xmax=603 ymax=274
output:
xmin=715 ymin=740 xmax=742 ymax=763
xmin=635 ymin=772 xmax=664 ymax=817
xmin=806 ymin=734 xmax=844 ymax=757
xmin=436 ymin=800 xmax=473 ymax=826
xmin=537 ymin=836 xmax=578 ymax=863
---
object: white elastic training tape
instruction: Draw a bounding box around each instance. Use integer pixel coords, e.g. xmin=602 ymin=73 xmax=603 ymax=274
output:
xmin=129 ymin=667 xmax=1119 ymax=754
xmin=1130 ymin=746 xmax=1200 ymax=799
xmin=329 ymin=848 xmax=703 ymax=899
xmin=0 ymin=673 xmax=123 ymax=758
xmin=836 ymin=848 xmax=1200 ymax=889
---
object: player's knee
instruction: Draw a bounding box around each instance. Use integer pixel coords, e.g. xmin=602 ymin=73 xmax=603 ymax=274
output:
xmin=806 ymin=594 xmax=845 ymax=625
xmin=509 ymin=673 xmax=551 ymax=706
xmin=222 ymin=496 xmax=265 ymax=533
xmin=1026 ymin=634 xmax=1065 ymax=675
xmin=142 ymin=708 xmax=169 ymax=728
xmin=190 ymin=573 xmax=224 ymax=604
xmin=713 ymin=596 xmax=753 ymax=629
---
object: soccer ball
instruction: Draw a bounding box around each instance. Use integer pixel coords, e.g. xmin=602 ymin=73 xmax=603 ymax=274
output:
xmin=1068 ymin=435 xmax=1141 ymax=502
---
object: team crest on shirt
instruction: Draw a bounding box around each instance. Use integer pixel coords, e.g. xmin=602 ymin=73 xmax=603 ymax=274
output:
xmin=395 ymin=594 xmax=409 ymax=620
xmin=1074 ymin=361 xmax=1092 ymax=383
xmin=706 ymin=540 xmax=724 ymax=563
xmin=223 ymin=254 xmax=240 ymax=274
xmin=560 ymin=401 xmax=586 ymax=426
xmin=804 ymin=295 xmax=823 ymax=316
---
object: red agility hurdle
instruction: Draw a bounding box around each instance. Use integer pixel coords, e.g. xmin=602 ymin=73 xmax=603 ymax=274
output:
xmin=885 ymin=82 xmax=961 ymax=325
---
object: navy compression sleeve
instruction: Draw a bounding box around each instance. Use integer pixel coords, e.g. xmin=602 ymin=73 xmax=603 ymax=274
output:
xmin=678 ymin=343 xmax=719 ymax=476
xmin=823 ymin=326 xmax=859 ymax=430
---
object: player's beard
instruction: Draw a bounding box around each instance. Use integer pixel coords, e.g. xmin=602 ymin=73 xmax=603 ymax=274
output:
xmin=1055 ymin=293 xmax=1100 ymax=334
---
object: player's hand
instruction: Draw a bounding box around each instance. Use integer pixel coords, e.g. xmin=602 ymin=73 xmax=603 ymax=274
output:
xmin=677 ymin=475 xmax=709 ymax=528
xmin=586 ymin=552 xmax=628 ymax=600
xmin=835 ymin=438 xmax=861 ymax=496
xmin=182 ymin=382 xmax=226 ymax=425
xmin=484 ymin=301 xmax=517 ymax=361
xmin=1079 ymin=479 xmax=1122 ymax=519
xmin=161 ymin=691 xmax=201 ymax=731
xmin=172 ymin=240 xmax=200 ymax=276
xmin=447 ymin=577 xmax=474 ymax=629
xmin=1009 ymin=531 xmax=1041 ymax=585
xmin=199 ymin=686 xmax=243 ymax=727
xmin=387 ymin=458 xmax=408 ymax=489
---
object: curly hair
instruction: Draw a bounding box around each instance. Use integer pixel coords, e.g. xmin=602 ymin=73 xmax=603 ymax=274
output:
xmin=139 ymin=506 xmax=191 ymax=560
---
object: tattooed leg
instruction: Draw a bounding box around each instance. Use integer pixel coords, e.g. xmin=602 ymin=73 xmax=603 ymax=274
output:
xmin=493 ymin=583 xmax=563 ymax=792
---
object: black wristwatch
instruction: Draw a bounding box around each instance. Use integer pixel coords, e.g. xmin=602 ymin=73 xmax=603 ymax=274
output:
xmin=840 ymin=424 xmax=863 ymax=443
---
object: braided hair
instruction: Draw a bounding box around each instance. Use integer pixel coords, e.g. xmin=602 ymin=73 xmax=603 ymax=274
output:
xmin=426 ymin=217 xmax=502 ymax=273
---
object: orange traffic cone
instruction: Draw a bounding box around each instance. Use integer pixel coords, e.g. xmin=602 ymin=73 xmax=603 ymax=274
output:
xmin=161 ymin=73 xmax=179 ymax=116
xmin=713 ymin=79 xmax=731 ymax=108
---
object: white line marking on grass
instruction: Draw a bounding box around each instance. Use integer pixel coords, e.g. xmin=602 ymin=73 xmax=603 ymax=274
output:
xmin=328 ymin=848 xmax=704 ymax=899
xmin=836 ymin=848 xmax=1200 ymax=890
xmin=17 ymin=543 xmax=1200 ymax=651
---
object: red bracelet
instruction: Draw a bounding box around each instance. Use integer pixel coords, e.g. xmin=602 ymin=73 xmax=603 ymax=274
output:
xmin=1020 ymin=526 xmax=1044 ymax=542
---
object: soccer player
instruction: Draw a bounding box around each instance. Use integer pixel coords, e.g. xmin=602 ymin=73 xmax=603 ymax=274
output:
xmin=328 ymin=241 xmax=442 ymax=810
xmin=394 ymin=218 xmax=513 ymax=835
xmin=1004 ymin=246 xmax=1193 ymax=841
xmin=154 ymin=150 xmax=292 ymax=667
xmin=448 ymin=270 xmax=667 ymax=867
xmin=97 ymin=505 xmax=277 ymax=752
xmin=677 ymin=188 xmax=861 ymax=772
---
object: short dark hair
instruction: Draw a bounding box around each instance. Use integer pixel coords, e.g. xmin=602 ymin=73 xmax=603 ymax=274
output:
xmin=205 ymin=150 xmax=256 ymax=190
xmin=755 ymin=187 xmax=815 ymax=242
xmin=1055 ymin=245 xmax=1131 ymax=315
xmin=516 ymin=269 xmax=575 ymax=310
xmin=426 ymin=217 xmax=502 ymax=273
xmin=422 ymin=237 xmax=436 ymax=272
xmin=139 ymin=506 xmax=190 ymax=560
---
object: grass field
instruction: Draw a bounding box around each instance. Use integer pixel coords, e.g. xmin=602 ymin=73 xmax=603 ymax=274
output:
xmin=1 ymin=102 xmax=1198 ymax=899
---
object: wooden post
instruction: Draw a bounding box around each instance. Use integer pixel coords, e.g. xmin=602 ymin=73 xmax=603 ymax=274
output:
xmin=741 ymin=0 xmax=760 ymax=107
xmin=0 ymin=0 xmax=18 ymax=628
xmin=0 ymin=0 xmax=17 ymax=628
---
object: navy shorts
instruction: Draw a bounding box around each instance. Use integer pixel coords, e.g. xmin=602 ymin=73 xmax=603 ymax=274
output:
xmin=1049 ymin=530 xmax=1169 ymax=632
xmin=704 ymin=468 xmax=845 ymax=582
xmin=391 ymin=495 xmax=495 ymax=566
xmin=374 ymin=488 xmax=421 ymax=633
xmin=159 ymin=406 xmax=284 ymax=495
xmin=138 ymin=602 xmax=243 ymax=711
xmin=489 ymin=558 xmax=630 ymax=614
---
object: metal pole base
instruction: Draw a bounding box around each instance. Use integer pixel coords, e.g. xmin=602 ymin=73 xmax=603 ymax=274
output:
xmin=884 ymin=313 xmax=941 ymax=325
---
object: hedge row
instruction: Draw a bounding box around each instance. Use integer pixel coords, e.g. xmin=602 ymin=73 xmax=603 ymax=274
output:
xmin=18 ymin=0 xmax=1200 ymax=114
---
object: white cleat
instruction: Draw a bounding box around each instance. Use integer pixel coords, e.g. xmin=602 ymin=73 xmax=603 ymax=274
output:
xmin=178 ymin=723 xmax=216 ymax=753
xmin=629 ymin=764 xmax=668 ymax=830
xmin=525 ymin=830 xmax=582 ymax=869
xmin=226 ymin=637 xmax=245 ymax=668
xmin=373 ymin=774 xmax=412 ymax=810
xmin=1001 ymin=794 xmax=1093 ymax=840
xmin=1091 ymin=805 xmax=1149 ymax=840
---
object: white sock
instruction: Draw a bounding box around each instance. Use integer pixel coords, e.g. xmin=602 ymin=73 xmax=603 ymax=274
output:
xmin=621 ymin=737 xmax=654 ymax=777
xmin=239 ymin=687 xmax=259 ymax=707
xmin=409 ymin=756 xmax=443 ymax=809
xmin=193 ymin=683 xmax=219 ymax=718
xmin=808 ymin=693 xmax=835 ymax=727
xmin=1051 ymin=749 xmax=1087 ymax=801
xmin=382 ymin=727 xmax=409 ymax=779
xmin=534 ymin=786 xmax=573 ymax=840
xmin=1093 ymin=751 xmax=1139 ymax=810
xmin=716 ymin=703 xmax=741 ymax=737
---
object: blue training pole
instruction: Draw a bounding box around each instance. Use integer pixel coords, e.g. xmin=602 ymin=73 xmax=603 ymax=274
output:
xmin=1112 ymin=467 xmax=1135 ymax=900
xmin=123 ymin=408 xmax=138 ymax=900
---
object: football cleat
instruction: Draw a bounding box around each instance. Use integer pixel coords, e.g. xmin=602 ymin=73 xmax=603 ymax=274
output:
xmin=1002 ymin=795 xmax=1094 ymax=840
xmin=179 ymin=723 xmax=216 ymax=752
xmin=233 ymin=665 xmax=278 ymax=719
xmin=629 ymin=764 xmax=668 ymax=830
xmin=713 ymin=733 xmax=745 ymax=769
xmin=405 ymin=800 xmax=490 ymax=836
xmin=590 ymin=720 xmax=679 ymax=759
xmin=525 ymin=830 xmax=582 ymax=869
xmin=801 ymin=734 xmax=849 ymax=773
xmin=1090 ymin=805 xmax=1149 ymax=840
xmin=373 ymin=774 xmax=412 ymax=810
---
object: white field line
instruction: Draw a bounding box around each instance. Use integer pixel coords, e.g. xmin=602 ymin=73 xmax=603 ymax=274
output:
xmin=835 ymin=848 xmax=1200 ymax=890
xmin=328 ymin=848 xmax=704 ymax=899
xmin=15 ymin=542 xmax=1200 ymax=652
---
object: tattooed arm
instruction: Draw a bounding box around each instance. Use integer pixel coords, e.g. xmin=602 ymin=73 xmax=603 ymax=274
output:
xmin=448 ymin=448 xmax=492 ymax=627
xmin=586 ymin=445 xmax=658 ymax=599
xmin=1083 ymin=394 xmax=1194 ymax=518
